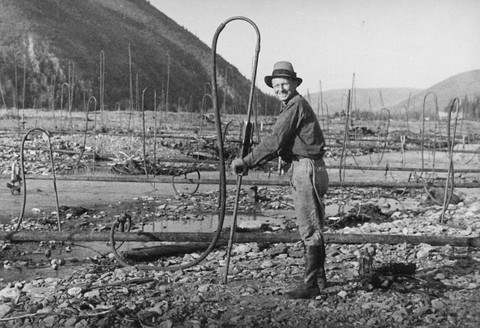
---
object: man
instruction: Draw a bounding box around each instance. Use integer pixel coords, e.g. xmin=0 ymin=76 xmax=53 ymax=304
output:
xmin=231 ymin=61 xmax=329 ymax=299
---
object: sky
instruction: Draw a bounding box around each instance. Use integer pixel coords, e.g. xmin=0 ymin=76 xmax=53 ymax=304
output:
xmin=151 ymin=0 xmax=480 ymax=94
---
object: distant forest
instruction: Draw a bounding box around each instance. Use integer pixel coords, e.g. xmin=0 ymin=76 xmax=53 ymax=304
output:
xmin=459 ymin=96 xmax=480 ymax=119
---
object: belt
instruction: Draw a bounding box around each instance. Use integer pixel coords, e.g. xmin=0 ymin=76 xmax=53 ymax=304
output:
xmin=291 ymin=156 xmax=305 ymax=162
xmin=294 ymin=157 xmax=325 ymax=166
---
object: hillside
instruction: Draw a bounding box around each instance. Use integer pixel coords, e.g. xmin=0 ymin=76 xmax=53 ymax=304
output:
xmin=393 ymin=70 xmax=480 ymax=114
xmin=0 ymin=0 xmax=276 ymax=113
xmin=307 ymin=87 xmax=419 ymax=116
xmin=308 ymin=70 xmax=480 ymax=118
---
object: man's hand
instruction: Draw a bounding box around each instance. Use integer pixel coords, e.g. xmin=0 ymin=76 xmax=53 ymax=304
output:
xmin=231 ymin=158 xmax=247 ymax=175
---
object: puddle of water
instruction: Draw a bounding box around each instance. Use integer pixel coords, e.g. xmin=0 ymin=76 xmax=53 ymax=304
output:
xmin=1 ymin=262 xmax=84 ymax=283
xmin=139 ymin=213 xmax=281 ymax=233
xmin=0 ymin=213 xmax=288 ymax=283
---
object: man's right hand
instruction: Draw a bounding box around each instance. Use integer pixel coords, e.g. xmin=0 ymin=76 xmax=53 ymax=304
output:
xmin=231 ymin=158 xmax=247 ymax=175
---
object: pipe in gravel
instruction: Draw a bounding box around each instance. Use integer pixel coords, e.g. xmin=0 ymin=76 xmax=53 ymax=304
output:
xmin=109 ymin=16 xmax=261 ymax=272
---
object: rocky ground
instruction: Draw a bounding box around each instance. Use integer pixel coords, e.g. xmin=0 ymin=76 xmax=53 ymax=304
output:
xmin=1 ymin=183 xmax=480 ymax=328
xmin=1 ymin=123 xmax=480 ymax=327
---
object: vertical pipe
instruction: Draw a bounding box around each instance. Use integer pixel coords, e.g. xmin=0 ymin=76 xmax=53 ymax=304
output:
xmin=68 ymin=61 xmax=75 ymax=132
xmin=60 ymin=82 xmax=69 ymax=134
xmin=141 ymin=87 xmax=150 ymax=177
xmin=99 ymin=50 xmax=105 ymax=129
xmin=22 ymin=53 xmax=26 ymax=110
xmin=153 ymin=89 xmax=157 ymax=185
xmin=87 ymin=96 xmax=97 ymax=173
xmin=339 ymin=89 xmax=351 ymax=182
xmin=51 ymin=75 xmax=56 ymax=129
xmin=128 ymin=44 xmax=133 ymax=131
xmin=165 ymin=53 xmax=171 ymax=114
xmin=0 ymin=78 xmax=6 ymax=109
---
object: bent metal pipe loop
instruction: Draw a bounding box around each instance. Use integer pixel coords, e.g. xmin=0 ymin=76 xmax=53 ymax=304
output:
xmin=200 ymin=93 xmax=213 ymax=134
xmin=221 ymin=17 xmax=261 ymax=284
xmin=421 ymin=92 xmax=444 ymax=204
xmin=109 ymin=16 xmax=260 ymax=272
xmin=171 ymin=169 xmax=201 ymax=196
xmin=440 ymin=98 xmax=460 ymax=223
xmin=375 ymin=107 xmax=391 ymax=165
xmin=74 ymin=96 xmax=96 ymax=172
xmin=421 ymin=91 xmax=439 ymax=179
xmin=15 ymin=128 xmax=61 ymax=232
xmin=222 ymin=120 xmax=235 ymax=146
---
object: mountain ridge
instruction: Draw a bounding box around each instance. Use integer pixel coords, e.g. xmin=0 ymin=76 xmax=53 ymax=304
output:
xmin=0 ymin=0 xmax=277 ymax=112
xmin=0 ymin=0 xmax=477 ymax=118
xmin=308 ymin=70 xmax=480 ymax=117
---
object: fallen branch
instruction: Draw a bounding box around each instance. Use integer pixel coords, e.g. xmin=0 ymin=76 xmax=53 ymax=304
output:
xmin=0 ymin=312 xmax=52 ymax=323
xmin=0 ymin=309 xmax=113 ymax=323
xmin=79 ymin=277 xmax=158 ymax=292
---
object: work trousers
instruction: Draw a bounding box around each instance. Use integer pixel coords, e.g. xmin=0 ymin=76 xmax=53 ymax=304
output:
xmin=289 ymin=158 xmax=329 ymax=246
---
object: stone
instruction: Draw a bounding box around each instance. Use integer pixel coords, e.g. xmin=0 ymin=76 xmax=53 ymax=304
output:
xmin=37 ymin=306 xmax=53 ymax=314
xmin=265 ymin=244 xmax=288 ymax=256
xmin=260 ymin=260 xmax=275 ymax=268
xmin=0 ymin=286 xmax=21 ymax=303
xmin=0 ymin=304 xmax=11 ymax=319
xmin=43 ymin=315 xmax=57 ymax=327
xmin=159 ymin=319 xmax=173 ymax=328
xmin=74 ymin=319 xmax=89 ymax=327
xmin=67 ymin=287 xmax=83 ymax=297
xmin=64 ymin=316 xmax=78 ymax=327
xmin=416 ymin=244 xmax=434 ymax=258
xmin=337 ymin=290 xmax=348 ymax=298
xmin=198 ymin=284 xmax=209 ymax=293
xmin=84 ymin=289 xmax=100 ymax=298
xmin=467 ymin=200 xmax=480 ymax=213
xmin=434 ymin=273 xmax=446 ymax=280
xmin=234 ymin=244 xmax=252 ymax=254
xmin=191 ymin=295 xmax=204 ymax=303
xmin=431 ymin=299 xmax=445 ymax=310
xmin=23 ymin=286 xmax=56 ymax=299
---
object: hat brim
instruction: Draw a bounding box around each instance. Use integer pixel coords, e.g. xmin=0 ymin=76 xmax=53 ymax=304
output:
xmin=264 ymin=75 xmax=303 ymax=88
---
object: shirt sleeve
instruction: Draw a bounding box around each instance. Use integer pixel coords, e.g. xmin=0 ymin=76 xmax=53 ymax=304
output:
xmin=243 ymin=103 xmax=302 ymax=167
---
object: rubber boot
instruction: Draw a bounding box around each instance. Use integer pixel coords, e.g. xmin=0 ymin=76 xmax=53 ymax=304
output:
xmin=285 ymin=245 xmax=324 ymax=299
xmin=317 ymin=243 xmax=327 ymax=289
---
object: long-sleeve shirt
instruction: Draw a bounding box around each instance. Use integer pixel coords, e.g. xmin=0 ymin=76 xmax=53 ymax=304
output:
xmin=243 ymin=91 xmax=326 ymax=168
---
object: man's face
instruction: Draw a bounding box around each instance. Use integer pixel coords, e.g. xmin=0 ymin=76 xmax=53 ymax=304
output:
xmin=272 ymin=77 xmax=297 ymax=102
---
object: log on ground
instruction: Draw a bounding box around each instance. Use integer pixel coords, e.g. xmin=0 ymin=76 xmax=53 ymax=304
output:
xmin=1 ymin=231 xmax=479 ymax=247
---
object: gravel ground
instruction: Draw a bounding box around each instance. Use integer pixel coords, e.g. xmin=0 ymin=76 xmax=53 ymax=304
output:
xmin=1 ymin=117 xmax=480 ymax=327
xmin=1 ymin=185 xmax=479 ymax=328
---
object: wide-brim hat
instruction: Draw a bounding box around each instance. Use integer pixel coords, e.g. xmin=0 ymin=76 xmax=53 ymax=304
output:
xmin=264 ymin=61 xmax=303 ymax=88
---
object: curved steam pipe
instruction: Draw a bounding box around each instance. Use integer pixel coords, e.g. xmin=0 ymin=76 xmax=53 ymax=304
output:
xmin=421 ymin=91 xmax=439 ymax=177
xmin=15 ymin=128 xmax=61 ymax=232
xmin=109 ymin=16 xmax=261 ymax=272
xmin=440 ymin=98 xmax=460 ymax=223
